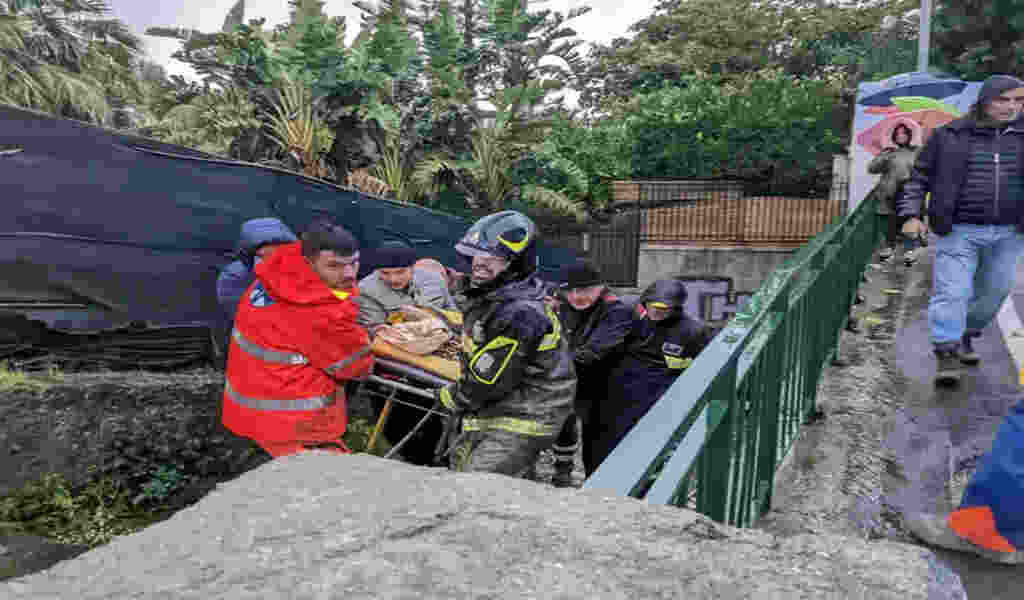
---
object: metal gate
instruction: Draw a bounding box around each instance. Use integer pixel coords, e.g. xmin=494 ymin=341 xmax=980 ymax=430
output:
xmin=544 ymin=208 xmax=642 ymax=288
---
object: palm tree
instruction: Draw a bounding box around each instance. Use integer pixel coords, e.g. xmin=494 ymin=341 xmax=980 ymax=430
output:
xmin=143 ymin=84 xmax=261 ymax=156
xmin=264 ymin=73 xmax=335 ymax=179
xmin=412 ymin=110 xmax=588 ymax=221
xmin=0 ymin=1 xmax=141 ymax=124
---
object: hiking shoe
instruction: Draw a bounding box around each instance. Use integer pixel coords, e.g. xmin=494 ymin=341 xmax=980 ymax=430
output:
xmin=904 ymin=512 xmax=1024 ymax=565
xmin=904 ymin=248 xmax=918 ymax=267
xmin=879 ymin=246 xmax=895 ymax=262
xmin=934 ymin=349 xmax=961 ymax=386
xmin=960 ymin=333 xmax=981 ymax=365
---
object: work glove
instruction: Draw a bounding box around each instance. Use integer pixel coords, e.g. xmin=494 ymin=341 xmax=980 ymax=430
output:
xmin=901 ymin=217 xmax=928 ymax=238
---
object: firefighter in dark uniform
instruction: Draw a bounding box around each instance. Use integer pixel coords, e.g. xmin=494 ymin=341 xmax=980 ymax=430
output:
xmin=592 ymin=278 xmax=715 ymax=471
xmin=550 ymin=260 xmax=636 ymax=486
xmin=437 ymin=211 xmax=577 ymax=477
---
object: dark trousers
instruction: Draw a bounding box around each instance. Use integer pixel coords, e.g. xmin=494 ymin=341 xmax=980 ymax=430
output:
xmin=556 ymin=412 xmax=604 ymax=477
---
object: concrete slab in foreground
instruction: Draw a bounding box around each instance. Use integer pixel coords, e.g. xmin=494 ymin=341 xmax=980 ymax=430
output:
xmin=3 ymin=453 xmax=955 ymax=599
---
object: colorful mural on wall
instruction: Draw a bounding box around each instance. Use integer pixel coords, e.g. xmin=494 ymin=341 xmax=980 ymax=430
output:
xmin=848 ymin=73 xmax=984 ymax=212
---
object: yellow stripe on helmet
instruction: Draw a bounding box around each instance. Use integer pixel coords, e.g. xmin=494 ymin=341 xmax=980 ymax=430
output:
xmin=497 ymin=234 xmax=529 ymax=253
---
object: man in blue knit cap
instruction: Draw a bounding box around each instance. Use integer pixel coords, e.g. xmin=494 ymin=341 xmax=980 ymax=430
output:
xmin=213 ymin=218 xmax=298 ymax=363
xmin=217 ymin=218 xmax=298 ymax=320
xmin=899 ymin=75 xmax=1024 ymax=385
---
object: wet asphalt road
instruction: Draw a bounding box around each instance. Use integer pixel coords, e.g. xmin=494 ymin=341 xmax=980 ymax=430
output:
xmin=881 ymin=254 xmax=1024 ymax=598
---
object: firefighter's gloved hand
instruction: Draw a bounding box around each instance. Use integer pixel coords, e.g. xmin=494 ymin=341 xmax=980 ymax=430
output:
xmin=438 ymin=384 xmax=456 ymax=411
xmin=437 ymin=383 xmax=477 ymax=413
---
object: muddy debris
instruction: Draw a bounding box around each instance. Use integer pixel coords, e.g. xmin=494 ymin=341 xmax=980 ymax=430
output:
xmin=0 ymin=366 xmax=579 ymax=582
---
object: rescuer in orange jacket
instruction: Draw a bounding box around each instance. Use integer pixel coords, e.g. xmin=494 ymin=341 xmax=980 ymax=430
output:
xmin=221 ymin=221 xmax=374 ymax=458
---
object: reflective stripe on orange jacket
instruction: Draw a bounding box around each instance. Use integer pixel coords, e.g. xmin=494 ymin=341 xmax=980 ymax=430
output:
xmin=222 ymin=242 xmax=374 ymax=447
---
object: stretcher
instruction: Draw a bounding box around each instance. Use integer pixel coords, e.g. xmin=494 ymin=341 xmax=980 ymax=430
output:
xmin=357 ymin=337 xmax=460 ymax=459
xmin=370 ymin=337 xmax=460 ymax=382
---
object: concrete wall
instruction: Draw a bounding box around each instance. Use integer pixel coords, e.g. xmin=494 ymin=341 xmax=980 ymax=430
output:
xmin=634 ymin=244 xmax=794 ymax=322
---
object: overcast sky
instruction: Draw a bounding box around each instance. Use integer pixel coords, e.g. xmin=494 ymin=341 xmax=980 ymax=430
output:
xmin=107 ymin=0 xmax=657 ymax=79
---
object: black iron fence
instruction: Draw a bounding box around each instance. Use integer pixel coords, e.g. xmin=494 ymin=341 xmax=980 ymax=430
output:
xmin=543 ymin=209 xmax=643 ymax=288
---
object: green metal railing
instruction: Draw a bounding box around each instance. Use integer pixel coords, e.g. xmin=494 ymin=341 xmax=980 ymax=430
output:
xmin=582 ymin=189 xmax=880 ymax=527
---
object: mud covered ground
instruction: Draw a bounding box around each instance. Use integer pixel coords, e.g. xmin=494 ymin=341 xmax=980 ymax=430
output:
xmin=0 ymin=368 xmax=580 ymax=582
xmin=0 ymin=368 xmax=272 ymax=580
xmin=758 ymin=246 xmax=1024 ymax=600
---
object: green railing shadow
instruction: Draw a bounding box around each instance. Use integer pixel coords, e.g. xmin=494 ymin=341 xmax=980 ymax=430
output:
xmin=583 ymin=188 xmax=880 ymax=527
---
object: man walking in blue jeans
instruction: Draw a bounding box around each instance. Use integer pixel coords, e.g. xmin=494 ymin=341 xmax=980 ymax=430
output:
xmin=900 ymin=75 xmax=1024 ymax=385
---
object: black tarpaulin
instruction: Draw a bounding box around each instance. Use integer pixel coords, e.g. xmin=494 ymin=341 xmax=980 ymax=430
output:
xmin=0 ymin=105 xmax=579 ymax=349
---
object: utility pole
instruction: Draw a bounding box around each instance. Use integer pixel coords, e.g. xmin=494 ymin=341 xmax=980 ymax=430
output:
xmin=917 ymin=0 xmax=932 ymax=73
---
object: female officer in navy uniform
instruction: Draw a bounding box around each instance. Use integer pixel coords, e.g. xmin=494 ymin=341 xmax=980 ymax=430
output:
xmin=591 ymin=278 xmax=715 ymax=472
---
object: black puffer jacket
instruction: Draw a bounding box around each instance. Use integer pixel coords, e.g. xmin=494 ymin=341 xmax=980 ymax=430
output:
xmin=899 ymin=117 xmax=1024 ymax=235
xmin=558 ymin=291 xmax=636 ymax=418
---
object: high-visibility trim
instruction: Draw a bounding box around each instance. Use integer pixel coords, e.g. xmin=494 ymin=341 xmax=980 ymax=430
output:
xmin=462 ymin=416 xmax=555 ymax=436
xmin=469 ymin=336 xmax=518 ymax=384
xmin=664 ymin=356 xmax=693 ymax=370
xmin=649 ymin=302 xmax=669 ymax=309
xmin=325 ymin=345 xmax=371 ymax=377
xmin=224 ymin=380 xmax=333 ymax=411
xmin=949 ymin=506 xmax=1018 ymax=553
xmin=232 ymin=328 xmax=309 ymax=365
xmin=538 ymin=306 xmax=561 ymax=351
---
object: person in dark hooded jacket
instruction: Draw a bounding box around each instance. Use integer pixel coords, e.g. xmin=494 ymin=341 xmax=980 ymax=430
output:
xmin=216 ymin=218 xmax=298 ymax=320
xmin=549 ymin=260 xmax=636 ymax=486
xmin=213 ymin=218 xmax=298 ymax=365
xmin=898 ymin=75 xmax=1024 ymax=385
xmin=592 ymin=278 xmax=714 ymax=472
xmin=436 ymin=211 xmax=576 ymax=478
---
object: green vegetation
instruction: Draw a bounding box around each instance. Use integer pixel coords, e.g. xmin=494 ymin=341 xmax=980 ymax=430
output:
xmin=5 ymin=0 xmax=1012 ymax=215
xmin=0 ymin=416 xmax=390 ymax=549
xmin=343 ymin=416 xmax=394 ymax=456
xmin=0 ymin=472 xmax=170 ymax=547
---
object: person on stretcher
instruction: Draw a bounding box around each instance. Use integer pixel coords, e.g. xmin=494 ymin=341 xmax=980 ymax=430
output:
xmin=355 ymin=244 xmax=457 ymax=336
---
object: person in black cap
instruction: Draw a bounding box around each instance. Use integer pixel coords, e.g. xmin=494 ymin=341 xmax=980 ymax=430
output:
xmin=355 ymin=242 xmax=456 ymax=335
xmin=594 ymin=279 xmax=715 ymax=472
xmin=549 ymin=260 xmax=637 ymax=486
xmin=899 ymin=74 xmax=1024 ymax=385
